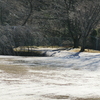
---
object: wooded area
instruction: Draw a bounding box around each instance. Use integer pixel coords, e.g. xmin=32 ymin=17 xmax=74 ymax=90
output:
xmin=0 ymin=0 xmax=100 ymax=55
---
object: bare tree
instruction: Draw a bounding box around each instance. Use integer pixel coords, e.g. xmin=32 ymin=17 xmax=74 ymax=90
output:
xmin=64 ymin=0 xmax=100 ymax=51
xmin=64 ymin=0 xmax=81 ymax=48
xmin=77 ymin=0 xmax=100 ymax=51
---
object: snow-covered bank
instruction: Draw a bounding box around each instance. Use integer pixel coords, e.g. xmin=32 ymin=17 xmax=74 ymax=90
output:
xmin=45 ymin=50 xmax=100 ymax=71
xmin=0 ymin=51 xmax=100 ymax=100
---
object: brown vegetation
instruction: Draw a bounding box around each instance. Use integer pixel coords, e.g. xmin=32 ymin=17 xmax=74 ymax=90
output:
xmin=0 ymin=0 xmax=100 ymax=55
xmin=70 ymin=48 xmax=100 ymax=53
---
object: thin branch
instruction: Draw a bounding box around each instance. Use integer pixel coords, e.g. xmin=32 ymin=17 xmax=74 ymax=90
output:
xmin=22 ymin=0 xmax=33 ymax=26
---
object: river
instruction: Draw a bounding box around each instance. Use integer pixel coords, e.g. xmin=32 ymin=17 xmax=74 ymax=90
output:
xmin=0 ymin=55 xmax=100 ymax=100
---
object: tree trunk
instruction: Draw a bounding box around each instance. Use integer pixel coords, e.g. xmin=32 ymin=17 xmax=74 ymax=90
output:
xmin=80 ymin=37 xmax=86 ymax=52
xmin=73 ymin=38 xmax=79 ymax=48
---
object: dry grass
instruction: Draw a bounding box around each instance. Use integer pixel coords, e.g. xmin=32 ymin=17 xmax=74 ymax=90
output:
xmin=75 ymin=98 xmax=100 ymax=100
xmin=69 ymin=48 xmax=100 ymax=53
xmin=43 ymin=94 xmax=69 ymax=99
xmin=13 ymin=46 xmax=66 ymax=52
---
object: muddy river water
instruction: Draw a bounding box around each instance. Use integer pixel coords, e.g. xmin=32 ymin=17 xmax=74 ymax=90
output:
xmin=0 ymin=55 xmax=100 ymax=100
